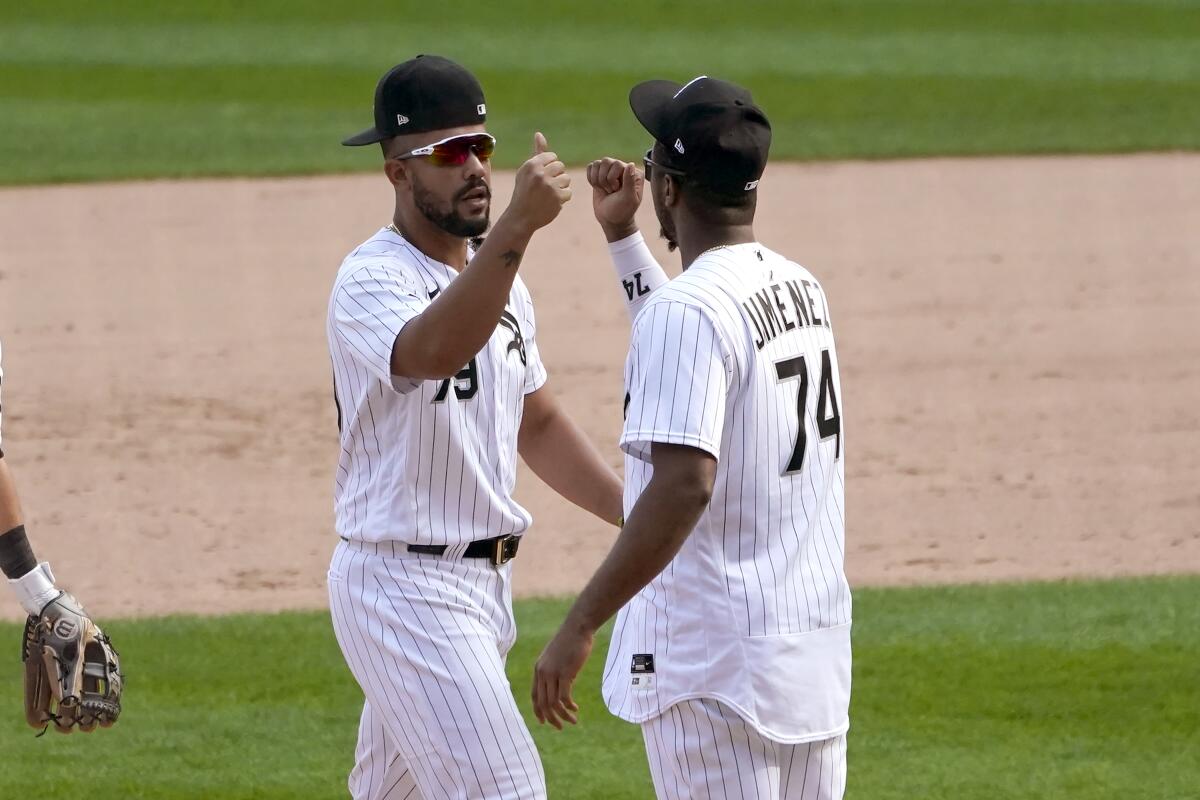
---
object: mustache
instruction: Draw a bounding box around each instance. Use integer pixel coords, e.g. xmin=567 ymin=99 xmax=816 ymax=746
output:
xmin=455 ymin=179 xmax=491 ymax=202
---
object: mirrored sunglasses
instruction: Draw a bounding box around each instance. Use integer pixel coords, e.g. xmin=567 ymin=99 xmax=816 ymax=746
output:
xmin=395 ymin=133 xmax=496 ymax=167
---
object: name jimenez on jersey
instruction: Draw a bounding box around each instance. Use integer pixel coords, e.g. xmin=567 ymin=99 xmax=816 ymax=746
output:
xmin=605 ymin=243 xmax=852 ymax=745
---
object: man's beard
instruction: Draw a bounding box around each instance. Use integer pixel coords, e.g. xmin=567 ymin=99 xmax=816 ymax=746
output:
xmin=652 ymin=187 xmax=678 ymax=251
xmin=413 ymin=176 xmax=490 ymax=238
xmin=660 ymin=226 xmax=678 ymax=252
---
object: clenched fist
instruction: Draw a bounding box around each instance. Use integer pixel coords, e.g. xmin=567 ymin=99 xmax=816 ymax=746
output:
xmin=586 ymin=157 xmax=643 ymax=242
xmin=506 ymin=132 xmax=572 ymax=234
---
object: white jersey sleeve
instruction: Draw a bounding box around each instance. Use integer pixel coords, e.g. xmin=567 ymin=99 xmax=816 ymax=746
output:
xmin=620 ymin=300 xmax=732 ymax=462
xmin=608 ymin=231 xmax=670 ymax=323
xmin=331 ymin=260 xmax=428 ymax=394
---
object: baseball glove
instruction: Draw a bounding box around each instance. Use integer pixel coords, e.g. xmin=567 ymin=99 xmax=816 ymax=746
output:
xmin=22 ymin=592 xmax=122 ymax=733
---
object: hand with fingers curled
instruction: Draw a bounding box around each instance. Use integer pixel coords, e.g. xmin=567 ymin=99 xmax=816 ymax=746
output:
xmin=505 ymin=131 xmax=573 ymax=235
xmin=586 ymin=157 xmax=645 ymax=242
xmin=531 ymin=618 xmax=594 ymax=731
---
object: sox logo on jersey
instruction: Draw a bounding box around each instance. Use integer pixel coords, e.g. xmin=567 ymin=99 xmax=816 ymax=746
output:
xmin=326 ymin=226 xmax=551 ymax=800
xmin=498 ymin=309 xmax=527 ymax=366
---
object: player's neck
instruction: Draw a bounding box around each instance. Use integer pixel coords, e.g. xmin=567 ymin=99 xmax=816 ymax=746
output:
xmin=391 ymin=210 xmax=470 ymax=270
xmin=678 ymin=223 xmax=756 ymax=270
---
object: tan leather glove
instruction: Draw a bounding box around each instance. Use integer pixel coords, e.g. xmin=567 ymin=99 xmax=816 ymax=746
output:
xmin=23 ymin=591 xmax=123 ymax=733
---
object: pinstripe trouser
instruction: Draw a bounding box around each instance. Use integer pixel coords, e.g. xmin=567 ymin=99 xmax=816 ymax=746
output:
xmin=641 ymin=698 xmax=847 ymax=800
xmin=328 ymin=539 xmax=547 ymax=800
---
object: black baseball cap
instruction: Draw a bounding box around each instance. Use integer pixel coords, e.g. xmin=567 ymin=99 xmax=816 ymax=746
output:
xmin=630 ymin=76 xmax=771 ymax=195
xmin=342 ymin=55 xmax=487 ymax=146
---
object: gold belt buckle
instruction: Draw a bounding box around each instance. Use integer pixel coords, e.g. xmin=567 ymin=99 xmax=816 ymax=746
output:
xmin=492 ymin=535 xmax=518 ymax=566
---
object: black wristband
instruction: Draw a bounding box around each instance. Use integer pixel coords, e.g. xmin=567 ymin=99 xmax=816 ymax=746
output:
xmin=0 ymin=524 xmax=38 ymax=579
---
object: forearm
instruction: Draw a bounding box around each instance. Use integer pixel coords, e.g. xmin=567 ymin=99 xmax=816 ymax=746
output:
xmin=0 ymin=458 xmax=58 ymax=613
xmin=392 ymin=213 xmax=533 ymax=379
xmin=0 ymin=458 xmax=23 ymax=533
xmin=606 ymin=230 xmax=670 ymax=323
xmin=561 ymin=474 xmax=707 ymax=633
xmin=0 ymin=457 xmax=37 ymax=581
xmin=520 ymin=409 xmax=622 ymax=524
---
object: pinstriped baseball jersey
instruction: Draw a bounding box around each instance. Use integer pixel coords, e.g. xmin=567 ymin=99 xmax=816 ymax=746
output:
xmin=603 ymin=242 xmax=852 ymax=743
xmin=327 ymin=227 xmax=547 ymax=545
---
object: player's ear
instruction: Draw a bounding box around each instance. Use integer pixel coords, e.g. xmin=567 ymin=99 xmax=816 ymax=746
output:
xmin=384 ymin=157 xmax=410 ymax=189
xmin=663 ymin=174 xmax=682 ymax=209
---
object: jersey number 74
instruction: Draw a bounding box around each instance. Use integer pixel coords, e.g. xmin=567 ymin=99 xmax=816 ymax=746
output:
xmin=774 ymin=349 xmax=841 ymax=475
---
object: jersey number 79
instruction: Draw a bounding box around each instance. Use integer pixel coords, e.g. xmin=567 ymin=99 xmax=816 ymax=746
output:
xmin=433 ymin=358 xmax=478 ymax=402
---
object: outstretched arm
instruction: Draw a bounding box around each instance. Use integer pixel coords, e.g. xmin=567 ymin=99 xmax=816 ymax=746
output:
xmin=586 ymin=159 xmax=670 ymax=324
xmin=0 ymin=352 xmax=123 ymax=732
xmin=1 ymin=458 xmax=59 ymax=614
xmin=531 ymin=443 xmax=715 ymax=728
xmin=1 ymin=350 xmax=49 ymax=605
xmin=0 ymin=455 xmax=22 ymax=533
xmin=518 ymin=385 xmax=622 ymax=526
xmin=1 ymin=356 xmax=42 ymax=601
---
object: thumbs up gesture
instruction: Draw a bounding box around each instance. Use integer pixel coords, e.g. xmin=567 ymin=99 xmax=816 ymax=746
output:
xmin=507 ymin=132 xmax=572 ymax=234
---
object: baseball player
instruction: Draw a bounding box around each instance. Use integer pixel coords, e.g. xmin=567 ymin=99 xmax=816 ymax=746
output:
xmin=327 ymin=55 xmax=623 ymax=800
xmin=533 ymin=77 xmax=851 ymax=799
xmin=1 ymin=339 xmax=123 ymax=732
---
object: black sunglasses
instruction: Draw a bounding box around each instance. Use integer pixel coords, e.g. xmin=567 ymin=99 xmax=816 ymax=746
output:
xmin=643 ymin=147 xmax=686 ymax=180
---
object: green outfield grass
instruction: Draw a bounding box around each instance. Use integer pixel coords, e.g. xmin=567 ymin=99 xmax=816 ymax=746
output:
xmin=1 ymin=0 xmax=1198 ymax=184
xmin=1 ymin=575 xmax=1197 ymax=798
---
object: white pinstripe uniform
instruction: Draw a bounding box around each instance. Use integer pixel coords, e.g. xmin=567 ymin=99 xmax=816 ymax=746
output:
xmin=326 ymin=227 xmax=549 ymax=800
xmin=605 ymin=233 xmax=851 ymax=799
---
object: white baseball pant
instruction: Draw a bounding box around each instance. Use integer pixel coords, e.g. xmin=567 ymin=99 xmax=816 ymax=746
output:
xmin=328 ymin=539 xmax=547 ymax=800
xmin=642 ymin=698 xmax=847 ymax=800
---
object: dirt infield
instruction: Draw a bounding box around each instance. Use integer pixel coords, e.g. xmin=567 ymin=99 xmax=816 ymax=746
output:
xmin=0 ymin=153 xmax=1197 ymax=621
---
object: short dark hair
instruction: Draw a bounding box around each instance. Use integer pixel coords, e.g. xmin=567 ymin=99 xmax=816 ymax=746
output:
xmin=674 ymin=175 xmax=757 ymax=225
xmin=682 ymin=176 xmax=755 ymax=209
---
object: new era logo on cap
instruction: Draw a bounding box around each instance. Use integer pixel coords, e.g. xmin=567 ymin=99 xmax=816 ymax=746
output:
xmin=477 ymin=103 xmax=486 ymax=115
xmin=396 ymin=114 xmax=410 ymax=126
xmin=674 ymin=138 xmax=685 ymax=154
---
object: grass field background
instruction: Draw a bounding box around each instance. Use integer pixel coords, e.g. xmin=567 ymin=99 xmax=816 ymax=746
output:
xmin=1 ymin=577 xmax=1196 ymax=799
xmin=3 ymin=2 xmax=1198 ymax=797
xmin=1 ymin=0 xmax=1199 ymax=183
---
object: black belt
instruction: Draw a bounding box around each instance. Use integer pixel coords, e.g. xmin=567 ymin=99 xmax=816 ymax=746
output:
xmin=341 ymin=533 xmax=521 ymax=566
